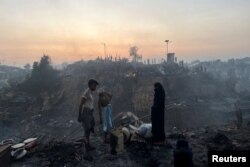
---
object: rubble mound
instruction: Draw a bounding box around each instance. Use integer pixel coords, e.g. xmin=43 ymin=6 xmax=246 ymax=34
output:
xmin=126 ymin=141 xmax=172 ymax=167
xmin=212 ymin=133 xmax=231 ymax=145
xmin=207 ymin=132 xmax=233 ymax=151
xmin=36 ymin=141 xmax=83 ymax=167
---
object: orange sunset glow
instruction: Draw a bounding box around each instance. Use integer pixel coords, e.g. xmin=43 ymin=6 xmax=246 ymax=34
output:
xmin=0 ymin=0 xmax=250 ymax=66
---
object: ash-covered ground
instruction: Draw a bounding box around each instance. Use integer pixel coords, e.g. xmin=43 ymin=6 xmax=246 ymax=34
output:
xmin=1 ymin=57 xmax=250 ymax=166
xmin=7 ymin=121 xmax=250 ymax=167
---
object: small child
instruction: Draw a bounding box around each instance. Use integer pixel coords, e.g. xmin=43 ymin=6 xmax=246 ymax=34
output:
xmin=98 ymin=92 xmax=114 ymax=143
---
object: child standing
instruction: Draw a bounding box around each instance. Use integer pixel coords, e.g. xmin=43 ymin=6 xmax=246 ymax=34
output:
xmin=98 ymin=92 xmax=114 ymax=143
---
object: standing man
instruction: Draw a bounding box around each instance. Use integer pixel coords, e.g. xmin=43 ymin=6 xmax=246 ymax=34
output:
xmin=78 ymin=79 xmax=99 ymax=151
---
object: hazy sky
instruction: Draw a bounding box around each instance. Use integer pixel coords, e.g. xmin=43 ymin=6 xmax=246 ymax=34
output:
xmin=0 ymin=0 xmax=249 ymax=66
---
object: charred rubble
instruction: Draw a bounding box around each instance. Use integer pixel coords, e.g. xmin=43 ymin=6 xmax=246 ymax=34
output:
xmin=1 ymin=56 xmax=250 ymax=167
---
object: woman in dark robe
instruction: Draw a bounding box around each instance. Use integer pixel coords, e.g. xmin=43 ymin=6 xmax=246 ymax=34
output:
xmin=151 ymin=82 xmax=166 ymax=143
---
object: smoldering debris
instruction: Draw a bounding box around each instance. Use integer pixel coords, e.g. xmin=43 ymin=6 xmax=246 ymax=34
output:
xmin=36 ymin=141 xmax=84 ymax=167
xmin=1 ymin=57 xmax=250 ymax=167
xmin=3 ymin=124 xmax=249 ymax=167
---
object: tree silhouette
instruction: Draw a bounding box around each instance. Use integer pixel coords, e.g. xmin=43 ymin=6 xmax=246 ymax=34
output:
xmin=24 ymin=63 xmax=31 ymax=71
xmin=21 ymin=55 xmax=59 ymax=94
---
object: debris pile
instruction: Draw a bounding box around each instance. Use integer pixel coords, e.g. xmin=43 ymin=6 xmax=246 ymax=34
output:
xmin=126 ymin=141 xmax=172 ymax=167
xmin=207 ymin=132 xmax=233 ymax=151
xmin=115 ymin=112 xmax=151 ymax=143
xmin=0 ymin=123 xmax=249 ymax=167
xmin=36 ymin=141 xmax=84 ymax=167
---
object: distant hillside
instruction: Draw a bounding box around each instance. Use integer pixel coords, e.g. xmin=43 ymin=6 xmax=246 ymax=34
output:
xmin=0 ymin=65 xmax=28 ymax=90
xmin=1 ymin=57 xmax=250 ymax=131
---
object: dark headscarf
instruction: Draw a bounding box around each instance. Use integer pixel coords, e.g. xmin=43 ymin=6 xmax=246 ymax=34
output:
xmin=153 ymin=82 xmax=165 ymax=109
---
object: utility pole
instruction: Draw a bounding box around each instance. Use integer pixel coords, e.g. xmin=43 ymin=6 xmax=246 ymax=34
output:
xmin=165 ymin=40 xmax=170 ymax=56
